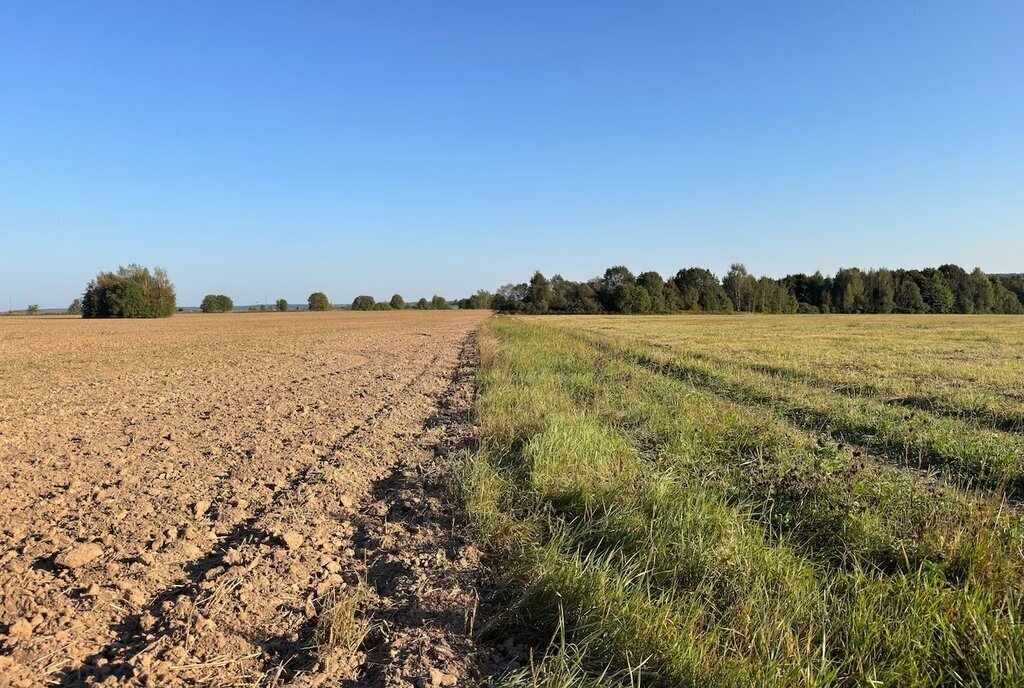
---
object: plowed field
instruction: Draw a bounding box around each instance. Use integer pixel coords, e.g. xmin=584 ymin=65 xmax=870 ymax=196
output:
xmin=0 ymin=311 xmax=504 ymax=687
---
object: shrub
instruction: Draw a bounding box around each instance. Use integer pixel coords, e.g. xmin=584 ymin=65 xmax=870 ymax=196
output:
xmin=276 ymin=298 xmax=288 ymax=312
xmin=200 ymin=294 xmax=233 ymax=313
xmin=389 ymin=294 xmax=405 ymax=310
xmin=371 ymin=301 xmax=392 ymax=310
xmin=83 ymin=265 xmax=176 ymax=318
xmin=352 ymin=295 xmax=375 ymax=311
xmin=67 ymin=298 xmax=82 ymax=315
xmin=26 ymin=304 xmax=39 ymax=315
xmin=416 ymin=298 xmax=430 ymax=310
xmin=308 ymin=292 xmax=331 ymax=311
xmin=431 ymin=295 xmax=450 ymax=310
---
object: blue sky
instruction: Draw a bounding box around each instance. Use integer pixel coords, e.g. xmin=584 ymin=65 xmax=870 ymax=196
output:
xmin=2 ymin=1 xmax=1022 ymax=308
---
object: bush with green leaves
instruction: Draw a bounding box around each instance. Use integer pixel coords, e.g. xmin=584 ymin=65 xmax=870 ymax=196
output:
xmin=371 ymin=301 xmax=392 ymax=310
xmin=67 ymin=298 xmax=82 ymax=315
xmin=82 ymin=265 xmax=176 ymax=318
xmin=416 ymin=298 xmax=430 ymax=310
xmin=430 ymin=295 xmax=450 ymax=310
xmin=26 ymin=304 xmax=39 ymax=315
xmin=276 ymin=298 xmax=288 ymax=312
xmin=200 ymin=294 xmax=233 ymax=313
xmin=308 ymin=292 xmax=331 ymax=311
xmin=389 ymin=294 xmax=405 ymax=310
xmin=351 ymin=295 xmax=375 ymax=311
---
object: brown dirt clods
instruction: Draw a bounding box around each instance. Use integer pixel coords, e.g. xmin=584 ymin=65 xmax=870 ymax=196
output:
xmin=0 ymin=311 xmax=505 ymax=687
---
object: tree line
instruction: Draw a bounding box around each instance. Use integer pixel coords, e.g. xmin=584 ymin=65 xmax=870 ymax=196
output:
xmin=69 ymin=262 xmax=1024 ymax=318
xmin=488 ymin=264 xmax=1024 ymax=315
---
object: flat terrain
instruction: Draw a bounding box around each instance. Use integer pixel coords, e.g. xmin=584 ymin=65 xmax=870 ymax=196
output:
xmin=0 ymin=311 xmax=503 ymax=687
xmin=467 ymin=315 xmax=1024 ymax=686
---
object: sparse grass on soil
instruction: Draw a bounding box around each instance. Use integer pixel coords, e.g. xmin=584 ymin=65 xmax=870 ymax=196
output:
xmin=467 ymin=315 xmax=1024 ymax=687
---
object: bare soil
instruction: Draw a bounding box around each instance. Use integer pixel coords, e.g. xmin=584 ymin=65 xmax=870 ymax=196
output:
xmin=0 ymin=311 xmax=511 ymax=687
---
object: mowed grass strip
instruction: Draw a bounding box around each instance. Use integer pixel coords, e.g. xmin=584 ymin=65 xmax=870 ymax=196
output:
xmin=681 ymin=349 xmax=1024 ymax=434
xmin=574 ymin=327 xmax=1024 ymax=497
xmin=468 ymin=317 xmax=1024 ymax=687
xmin=581 ymin=315 xmax=1024 ymax=433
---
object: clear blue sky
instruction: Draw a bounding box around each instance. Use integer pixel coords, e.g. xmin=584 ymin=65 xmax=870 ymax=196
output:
xmin=2 ymin=1 xmax=1022 ymax=308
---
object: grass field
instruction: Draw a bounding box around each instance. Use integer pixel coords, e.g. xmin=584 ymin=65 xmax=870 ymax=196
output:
xmin=467 ymin=315 xmax=1024 ymax=687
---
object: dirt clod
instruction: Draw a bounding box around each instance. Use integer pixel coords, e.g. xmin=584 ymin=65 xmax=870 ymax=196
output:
xmin=56 ymin=543 xmax=103 ymax=569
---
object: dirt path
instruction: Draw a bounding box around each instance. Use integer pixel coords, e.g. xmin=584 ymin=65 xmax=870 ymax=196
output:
xmin=0 ymin=312 xmax=507 ymax=687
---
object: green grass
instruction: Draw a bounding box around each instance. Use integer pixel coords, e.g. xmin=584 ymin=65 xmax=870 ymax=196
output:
xmin=466 ymin=315 xmax=1024 ymax=687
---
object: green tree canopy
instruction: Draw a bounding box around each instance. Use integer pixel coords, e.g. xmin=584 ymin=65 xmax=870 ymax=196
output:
xmin=200 ymin=294 xmax=233 ymax=313
xmin=352 ymin=295 xmax=375 ymax=310
xmin=307 ymin=292 xmax=331 ymax=311
xmin=83 ymin=264 xmax=176 ymax=318
xmin=895 ymin=277 xmax=927 ymax=313
xmin=525 ymin=271 xmax=552 ymax=314
xmin=389 ymin=294 xmax=405 ymax=310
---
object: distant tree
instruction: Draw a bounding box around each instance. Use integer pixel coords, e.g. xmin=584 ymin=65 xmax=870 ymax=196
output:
xmin=389 ymin=294 xmax=405 ymax=310
xmin=637 ymin=272 xmax=666 ymax=313
xmin=869 ymin=269 xmax=896 ymax=314
xmin=67 ymin=298 xmax=82 ymax=315
xmin=894 ymin=277 xmax=927 ymax=313
xmin=833 ymin=268 xmax=868 ymax=313
xmin=994 ymin=281 xmax=1024 ymax=314
xmin=307 ymin=292 xmax=331 ymax=311
xmin=597 ymin=266 xmax=635 ymax=311
xmin=998 ymin=274 xmax=1024 ymax=306
xmin=352 ymin=295 xmax=375 ymax=311
xmin=465 ymin=290 xmax=493 ymax=310
xmin=83 ymin=264 xmax=176 ymax=318
xmin=724 ymin=264 xmax=755 ymax=312
xmin=672 ymin=268 xmax=732 ymax=312
xmin=663 ymin=281 xmax=684 ymax=311
xmin=431 ymin=295 xmax=450 ymax=310
xmin=200 ymin=294 xmax=233 ymax=313
xmin=968 ymin=269 xmax=994 ymax=313
xmin=493 ymin=283 xmax=527 ymax=312
xmin=525 ymin=271 xmax=552 ymax=314
xmin=416 ymin=297 xmax=431 ymax=310
xmin=938 ymin=264 xmax=973 ymax=313
xmin=26 ymin=304 xmax=39 ymax=314
xmin=371 ymin=301 xmax=393 ymax=310
xmin=276 ymin=298 xmax=288 ymax=312
xmin=919 ymin=269 xmax=955 ymax=314
xmin=615 ymin=283 xmax=652 ymax=314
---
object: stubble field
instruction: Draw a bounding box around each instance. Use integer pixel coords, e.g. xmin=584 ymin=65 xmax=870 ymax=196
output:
xmin=0 ymin=311 xmax=509 ymax=687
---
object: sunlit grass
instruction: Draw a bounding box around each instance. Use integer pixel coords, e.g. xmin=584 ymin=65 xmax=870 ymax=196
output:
xmin=467 ymin=315 xmax=1024 ymax=687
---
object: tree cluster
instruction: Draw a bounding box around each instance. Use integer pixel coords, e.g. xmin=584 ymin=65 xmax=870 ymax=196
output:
xmin=200 ymin=294 xmax=234 ymax=313
xmin=492 ymin=265 xmax=1024 ymax=315
xmin=82 ymin=265 xmax=176 ymax=318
